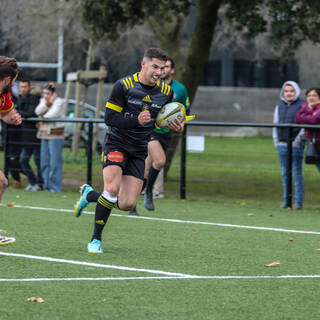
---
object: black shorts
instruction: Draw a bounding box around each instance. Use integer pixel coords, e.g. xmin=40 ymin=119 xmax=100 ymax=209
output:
xmin=149 ymin=131 xmax=171 ymax=152
xmin=101 ymin=136 xmax=147 ymax=180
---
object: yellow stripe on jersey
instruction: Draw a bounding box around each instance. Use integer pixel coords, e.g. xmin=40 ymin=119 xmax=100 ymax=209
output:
xmin=165 ymin=84 xmax=169 ymax=95
xmin=133 ymin=73 xmax=139 ymax=82
xmin=123 ymin=77 xmax=133 ymax=89
xmin=106 ymin=102 xmax=123 ymax=112
xmin=124 ymin=78 xmax=130 ymax=89
xmin=160 ymin=83 xmax=171 ymax=96
xmin=128 ymin=77 xmax=133 ymax=88
xmin=122 ymin=79 xmax=129 ymax=90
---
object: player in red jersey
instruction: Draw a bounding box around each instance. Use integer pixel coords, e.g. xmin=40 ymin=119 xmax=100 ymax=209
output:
xmin=0 ymin=56 xmax=21 ymax=246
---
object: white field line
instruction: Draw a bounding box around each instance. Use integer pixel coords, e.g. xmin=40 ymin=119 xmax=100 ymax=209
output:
xmin=2 ymin=275 xmax=320 ymax=282
xmin=1 ymin=203 xmax=320 ymax=235
xmin=0 ymin=251 xmax=195 ymax=278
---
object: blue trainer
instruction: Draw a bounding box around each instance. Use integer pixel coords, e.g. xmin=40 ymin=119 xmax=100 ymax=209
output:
xmin=88 ymin=239 xmax=103 ymax=254
xmin=74 ymin=184 xmax=94 ymax=217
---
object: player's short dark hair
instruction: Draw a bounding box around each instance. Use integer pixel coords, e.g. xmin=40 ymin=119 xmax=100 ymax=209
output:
xmin=306 ymin=87 xmax=320 ymax=98
xmin=44 ymin=82 xmax=56 ymax=92
xmin=143 ymin=48 xmax=168 ymax=62
xmin=0 ymin=56 xmax=19 ymax=80
xmin=167 ymin=57 xmax=175 ymax=69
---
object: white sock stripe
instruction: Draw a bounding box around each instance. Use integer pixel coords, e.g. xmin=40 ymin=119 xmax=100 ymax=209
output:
xmin=102 ymin=191 xmax=117 ymax=203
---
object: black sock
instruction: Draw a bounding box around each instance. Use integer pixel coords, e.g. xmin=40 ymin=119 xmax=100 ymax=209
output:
xmin=87 ymin=190 xmax=100 ymax=202
xmin=146 ymin=166 xmax=160 ymax=194
xmin=142 ymin=178 xmax=147 ymax=192
xmin=91 ymin=195 xmax=115 ymax=241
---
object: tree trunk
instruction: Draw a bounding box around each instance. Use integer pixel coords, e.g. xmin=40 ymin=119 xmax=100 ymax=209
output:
xmin=165 ymin=0 xmax=222 ymax=177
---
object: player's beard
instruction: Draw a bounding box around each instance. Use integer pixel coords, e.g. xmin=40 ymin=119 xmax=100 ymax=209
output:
xmin=2 ymin=82 xmax=12 ymax=94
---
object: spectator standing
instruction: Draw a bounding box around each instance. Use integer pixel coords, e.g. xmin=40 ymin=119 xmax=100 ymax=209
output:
xmin=17 ymin=80 xmax=43 ymax=191
xmin=295 ymin=87 xmax=320 ymax=172
xmin=273 ymin=81 xmax=305 ymax=210
xmin=35 ymin=83 xmax=65 ymax=192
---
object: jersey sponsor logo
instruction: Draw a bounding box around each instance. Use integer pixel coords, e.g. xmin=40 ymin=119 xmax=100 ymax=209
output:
xmin=142 ymin=95 xmax=152 ymax=103
xmin=107 ymin=151 xmax=124 ymax=163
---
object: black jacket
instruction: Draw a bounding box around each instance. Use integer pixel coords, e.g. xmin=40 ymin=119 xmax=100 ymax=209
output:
xmin=16 ymin=94 xmax=41 ymax=146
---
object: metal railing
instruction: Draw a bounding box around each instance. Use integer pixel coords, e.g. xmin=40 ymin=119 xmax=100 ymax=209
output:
xmin=2 ymin=117 xmax=320 ymax=207
xmin=182 ymin=121 xmax=320 ymax=207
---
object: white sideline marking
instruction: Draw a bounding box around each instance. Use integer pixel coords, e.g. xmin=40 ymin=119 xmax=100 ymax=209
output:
xmin=2 ymin=203 xmax=320 ymax=235
xmin=1 ymin=275 xmax=320 ymax=282
xmin=0 ymin=251 xmax=195 ymax=278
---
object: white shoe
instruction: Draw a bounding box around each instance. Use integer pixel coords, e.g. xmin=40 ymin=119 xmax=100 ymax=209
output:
xmin=31 ymin=184 xmax=42 ymax=191
xmin=24 ymin=184 xmax=34 ymax=191
xmin=153 ymin=192 xmax=164 ymax=199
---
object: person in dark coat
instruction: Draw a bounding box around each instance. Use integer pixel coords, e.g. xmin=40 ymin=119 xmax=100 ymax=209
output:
xmin=16 ymin=80 xmax=43 ymax=191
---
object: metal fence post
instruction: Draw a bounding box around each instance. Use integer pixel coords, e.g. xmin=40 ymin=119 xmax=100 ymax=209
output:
xmin=86 ymin=121 xmax=93 ymax=186
xmin=180 ymin=127 xmax=187 ymax=199
xmin=286 ymin=126 xmax=293 ymax=208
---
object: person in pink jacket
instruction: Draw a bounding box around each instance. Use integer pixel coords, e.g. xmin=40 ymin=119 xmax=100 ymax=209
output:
xmin=295 ymin=87 xmax=320 ymax=172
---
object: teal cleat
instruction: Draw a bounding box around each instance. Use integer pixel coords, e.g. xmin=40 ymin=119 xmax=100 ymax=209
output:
xmin=74 ymin=184 xmax=94 ymax=218
xmin=88 ymin=239 xmax=103 ymax=254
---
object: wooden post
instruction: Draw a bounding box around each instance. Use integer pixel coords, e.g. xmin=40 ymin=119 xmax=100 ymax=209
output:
xmin=66 ymin=68 xmax=107 ymax=156
xmin=93 ymin=66 xmax=106 ymax=152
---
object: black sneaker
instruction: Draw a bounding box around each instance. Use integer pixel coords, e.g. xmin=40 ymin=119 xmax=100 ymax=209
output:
xmin=129 ymin=206 xmax=139 ymax=216
xmin=144 ymin=192 xmax=154 ymax=211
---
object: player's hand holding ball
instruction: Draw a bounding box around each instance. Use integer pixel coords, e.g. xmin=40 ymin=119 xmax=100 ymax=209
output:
xmin=168 ymin=118 xmax=184 ymax=132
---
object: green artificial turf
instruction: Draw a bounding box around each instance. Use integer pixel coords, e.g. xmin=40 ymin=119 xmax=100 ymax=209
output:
xmin=1 ymin=188 xmax=320 ymax=319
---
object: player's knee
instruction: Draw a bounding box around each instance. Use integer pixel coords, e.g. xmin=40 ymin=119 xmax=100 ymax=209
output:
xmin=105 ymin=186 xmax=118 ymax=197
xmin=153 ymin=159 xmax=165 ymax=170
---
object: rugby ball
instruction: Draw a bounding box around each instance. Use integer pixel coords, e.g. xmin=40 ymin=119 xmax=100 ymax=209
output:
xmin=155 ymin=102 xmax=186 ymax=129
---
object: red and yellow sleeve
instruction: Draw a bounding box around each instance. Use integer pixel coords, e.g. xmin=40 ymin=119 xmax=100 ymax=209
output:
xmin=0 ymin=92 xmax=14 ymax=113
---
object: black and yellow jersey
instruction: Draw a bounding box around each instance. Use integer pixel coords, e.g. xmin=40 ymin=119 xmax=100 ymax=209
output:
xmin=104 ymin=72 xmax=173 ymax=150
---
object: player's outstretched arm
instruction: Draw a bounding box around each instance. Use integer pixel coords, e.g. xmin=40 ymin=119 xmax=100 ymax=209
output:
xmin=1 ymin=109 xmax=22 ymax=126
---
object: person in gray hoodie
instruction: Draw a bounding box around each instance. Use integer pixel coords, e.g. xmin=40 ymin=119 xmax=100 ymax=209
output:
xmin=272 ymin=81 xmax=305 ymax=209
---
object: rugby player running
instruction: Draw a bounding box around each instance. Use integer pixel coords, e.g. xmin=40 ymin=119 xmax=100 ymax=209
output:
xmin=74 ymin=48 xmax=184 ymax=253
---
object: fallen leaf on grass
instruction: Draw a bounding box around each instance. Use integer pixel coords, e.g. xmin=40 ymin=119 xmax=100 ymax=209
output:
xmin=192 ymin=228 xmax=199 ymax=232
xmin=264 ymin=262 xmax=281 ymax=267
xmin=316 ymin=248 xmax=320 ymax=251
xmin=5 ymin=202 xmax=16 ymax=207
xmin=289 ymin=238 xmax=294 ymax=242
xmin=160 ymin=245 xmax=166 ymax=248
xmin=247 ymin=213 xmax=254 ymax=216
xmin=27 ymin=297 xmax=44 ymax=303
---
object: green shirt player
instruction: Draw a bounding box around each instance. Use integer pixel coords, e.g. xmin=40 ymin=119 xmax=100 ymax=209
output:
xmin=129 ymin=57 xmax=190 ymax=215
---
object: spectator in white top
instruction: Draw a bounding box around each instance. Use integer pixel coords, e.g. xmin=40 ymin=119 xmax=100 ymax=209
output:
xmin=35 ymin=82 xmax=65 ymax=192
